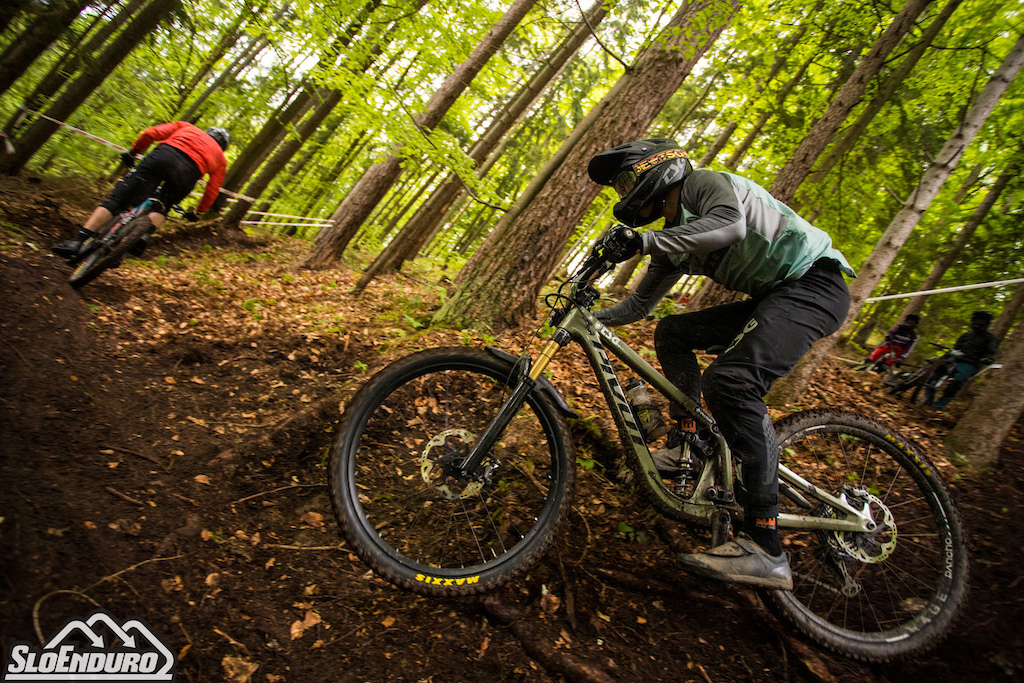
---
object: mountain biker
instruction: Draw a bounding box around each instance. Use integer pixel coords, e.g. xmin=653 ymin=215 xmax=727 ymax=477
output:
xmin=927 ymin=310 xmax=999 ymax=408
xmin=53 ymin=122 xmax=230 ymax=259
xmin=865 ymin=314 xmax=920 ymax=368
xmin=588 ymin=138 xmax=854 ymax=590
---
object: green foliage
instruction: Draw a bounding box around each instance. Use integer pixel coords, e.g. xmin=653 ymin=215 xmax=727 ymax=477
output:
xmin=0 ymin=0 xmax=1019 ymax=341
xmin=613 ymin=521 xmax=649 ymax=543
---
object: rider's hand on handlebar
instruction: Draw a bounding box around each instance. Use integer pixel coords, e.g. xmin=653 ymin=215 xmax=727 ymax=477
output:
xmin=120 ymin=151 xmax=137 ymax=168
xmin=602 ymin=224 xmax=642 ymax=263
xmin=183 ymin=209 xmax=199 ymax=222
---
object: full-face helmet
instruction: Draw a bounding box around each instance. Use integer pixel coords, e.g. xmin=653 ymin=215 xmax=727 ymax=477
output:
xmin=588 ymin=138 xmax=692 ymax=227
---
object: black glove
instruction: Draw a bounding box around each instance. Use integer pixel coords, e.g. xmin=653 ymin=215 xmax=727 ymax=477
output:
xmin=183 ymin=210 xmax=199 ymax=222
xmin=602 ymin=224 xmax=642 ymax=263
xmin=120 ymin=151 xmax=137 ymax=168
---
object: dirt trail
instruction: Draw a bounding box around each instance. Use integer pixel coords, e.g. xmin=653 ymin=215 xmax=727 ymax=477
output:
xmin=1 ymin=178 xmax=1022 ymax=682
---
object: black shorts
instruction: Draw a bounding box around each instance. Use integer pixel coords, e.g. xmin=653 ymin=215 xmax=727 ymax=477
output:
xmin=101 ymin=144 xmax=201 ymax=216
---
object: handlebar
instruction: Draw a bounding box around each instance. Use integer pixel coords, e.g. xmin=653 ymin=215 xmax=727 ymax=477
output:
xmin=571 ymin=226 xmax=634 ymax=284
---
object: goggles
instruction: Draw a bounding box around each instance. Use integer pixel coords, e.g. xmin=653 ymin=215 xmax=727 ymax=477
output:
xmin=612 ymin=169 xmax=637 ymax=197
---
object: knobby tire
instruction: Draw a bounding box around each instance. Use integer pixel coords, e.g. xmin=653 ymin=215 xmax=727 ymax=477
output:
xmin=328 ymin=348 xmax=575 ymax=597
xmin=765 ymin=409 xmax=968 ymax=662
xmin=69 ymin=216 xmax=151 ymax=289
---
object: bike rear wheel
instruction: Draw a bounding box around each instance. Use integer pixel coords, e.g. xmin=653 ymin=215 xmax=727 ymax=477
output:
xmin=69 ymin=215 xmax=151 ymax=289
xmin=328 ymin=348 xmax=575 ymax=596
xmin=767 ymin=409 xmax=968 ymax=662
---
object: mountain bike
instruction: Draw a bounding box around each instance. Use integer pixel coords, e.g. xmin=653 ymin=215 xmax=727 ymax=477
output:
xmin=67 ymin=199 xmax=182 ymax=289
xmin=852 ymin=350 xmax=915 ymax=390
xmin=887 ymin=342 xmax=1001 ymax=403
xmin=328 ymin=234 xmax=969 ymax=662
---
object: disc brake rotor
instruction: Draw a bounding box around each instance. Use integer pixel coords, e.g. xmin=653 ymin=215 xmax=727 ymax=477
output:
xmin=419 ymin=428 xmax=485 ymax=500
xmin=836 ymin=491 xmax=897 ymax=563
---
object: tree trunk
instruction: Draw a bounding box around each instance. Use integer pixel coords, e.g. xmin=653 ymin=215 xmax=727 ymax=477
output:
xmin=0 ymin=0 xmax=34 ymax=36
xmin=168 ymin=1 xmax=261 ymax=114
xmin=208 ymin=9 xmax=379 ymax=214
xmin=809 ymin=0 xmax=963 ymax=183
xmin=220 ymin=89 xmax=346 ymax=227
xmin=992 ymin=283 xmax=1024 ymax=342
xmin=4 ymin=0 xmax=147 ymax=134
xmin=178 ymin=35 xmax=269 ymax=122
xmin=206 ymin=80 xmax=312 ymax=213
xmin=663 ymin=71 xmax=720 ymax=138
xmin=220 ymin=3 xmax=402 ymax=227
xmin=254 ymin=109 xmax=348 ymax=214
xmin=353 ymin=0 xmax=610 ymax=291
xmin=944 ymin=319 xmax=1024 ymax=469
xmin=897 ymin=161 xmax=1016 ymax=320
xmin=696 ymin=120 xmax=738 ymax=167
xmin=767 ymin=33 xmax=1024 ymax=405
xmin=433 ymin=0 xmax=740 ymax=330
xmin=608 ymin=253 xmax=644 ymax=294
xmin=0 ymin=0 xmax=179 ymax=176
xmin=303 ymin=0 xmax=540 ymax=269
xmin=769 ymin=0 xmax=934 ymax=204
xmin=0 ymin=0 xmax=88 ymax=98
xmin=726 ymin=53 xmax=814 ymax=170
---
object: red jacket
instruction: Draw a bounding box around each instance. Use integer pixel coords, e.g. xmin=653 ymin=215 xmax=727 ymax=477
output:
xmin=132 ymin=121 xmax=227 ymax=213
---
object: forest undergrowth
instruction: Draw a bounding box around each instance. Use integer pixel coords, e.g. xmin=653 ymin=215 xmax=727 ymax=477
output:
xmin=1 ymin=176 xmax=1022 ymax=683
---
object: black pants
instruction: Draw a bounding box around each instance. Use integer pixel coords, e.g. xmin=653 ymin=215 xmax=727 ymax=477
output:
xmin=101 ymin=144 xmax=200 ymax=216
xmin=653 ymin=260 xmax=850 ymax=515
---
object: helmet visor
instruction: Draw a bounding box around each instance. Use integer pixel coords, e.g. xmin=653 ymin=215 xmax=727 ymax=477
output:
xmin=612 ymin=169 xmax=637 ymax=198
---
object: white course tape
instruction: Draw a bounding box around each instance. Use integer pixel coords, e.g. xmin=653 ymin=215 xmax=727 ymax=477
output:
xmin=866 ymin=277 xmax=1024 ymax=302
xmin=12 ymin=106 xmax=257 ymax=202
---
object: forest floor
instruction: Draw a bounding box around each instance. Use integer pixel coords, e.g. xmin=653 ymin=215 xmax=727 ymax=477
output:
xmin=1 ymin=174 xmax=1023 ymax=683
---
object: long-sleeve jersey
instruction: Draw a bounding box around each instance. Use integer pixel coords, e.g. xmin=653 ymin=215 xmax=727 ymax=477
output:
xmin=132 ymin=121 xmax=227 ymax=213
xmin=598 ymin=170 xmax=855 ymax=326
xmin=953 ymin=329 xmax=999 ymax=366
xmin=883 ymin=323 xmax=919 ymax=359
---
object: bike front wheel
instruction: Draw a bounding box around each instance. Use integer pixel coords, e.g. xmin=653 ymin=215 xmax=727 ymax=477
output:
xmin=69 ymin=216 xmax=151 ymax=289
xmin=768 ymin=410 xmax=968 ymax=662
xmin=328 ymin=348 xmax=575 ymax=596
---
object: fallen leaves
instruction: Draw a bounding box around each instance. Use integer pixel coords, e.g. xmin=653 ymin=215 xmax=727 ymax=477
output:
xmin=300 ymin=511 xmax=324 ymax=527
xmin=290 ymin=610 xmax=322 ymax=640
xmin=221 ymin=655 xmax=258 ymax=683
xmin=161 ymin=576 xmax=183 ymax=593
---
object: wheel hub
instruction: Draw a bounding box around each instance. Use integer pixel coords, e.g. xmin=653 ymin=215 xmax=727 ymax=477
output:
xmin=836 ymin=490 xmax=897 ymax=563
xmin=419 ymin=429 xmax=496 ymax=500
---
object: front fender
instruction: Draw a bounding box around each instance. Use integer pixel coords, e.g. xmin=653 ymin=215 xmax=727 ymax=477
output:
xmin=485 ymin=346 xmax=578 ymax=419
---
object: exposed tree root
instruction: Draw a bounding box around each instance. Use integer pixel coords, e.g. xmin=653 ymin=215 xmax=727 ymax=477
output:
xmin=482 ymin=596 xmax=617 ymax=683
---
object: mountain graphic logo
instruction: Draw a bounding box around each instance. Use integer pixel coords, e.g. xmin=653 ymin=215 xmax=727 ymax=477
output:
xmin=3 ymin=610 xmax=176 ymax=681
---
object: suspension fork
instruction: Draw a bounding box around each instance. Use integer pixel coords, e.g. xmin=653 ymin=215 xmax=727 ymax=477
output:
xmin=457 ymin=331 xmax=570 ymax=477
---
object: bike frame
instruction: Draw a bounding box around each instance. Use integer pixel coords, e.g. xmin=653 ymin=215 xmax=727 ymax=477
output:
xmin=461 ymin=275 xmax=877 ymax=536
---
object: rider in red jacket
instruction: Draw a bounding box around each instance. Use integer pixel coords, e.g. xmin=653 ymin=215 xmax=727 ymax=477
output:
xmin=53 ymin=122 xmax=229 ymax=259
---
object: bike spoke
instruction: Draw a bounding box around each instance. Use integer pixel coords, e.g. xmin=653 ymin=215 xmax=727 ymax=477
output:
xmin=346 ymin=359 xmax=565 ymax=575
xmin=774 ymin=412 xmax=964 ymax=656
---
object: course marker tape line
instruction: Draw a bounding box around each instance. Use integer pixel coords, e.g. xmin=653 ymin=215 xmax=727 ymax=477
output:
xmin=245 ymin=210 xmax=332 ymax=222
xmin=866 ymin=277 xmax=1024 ymax=302
xmin=241 ymin=221 xmax=331 ymax=228
xmin=12 ymin=106 xmax=257 ymax=202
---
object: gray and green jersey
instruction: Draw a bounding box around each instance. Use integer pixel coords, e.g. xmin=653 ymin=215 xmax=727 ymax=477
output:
xmin=598 ymin=169 xmax=855 ymax=326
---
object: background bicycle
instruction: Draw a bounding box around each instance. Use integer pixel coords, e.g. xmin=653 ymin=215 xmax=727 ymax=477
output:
xmin=887 ymin=342 xmax=1002 ymax=405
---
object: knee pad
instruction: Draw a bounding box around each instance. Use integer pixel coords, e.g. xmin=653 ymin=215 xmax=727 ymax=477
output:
xmin=701 ymin=362 xmax=751 ymax=406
